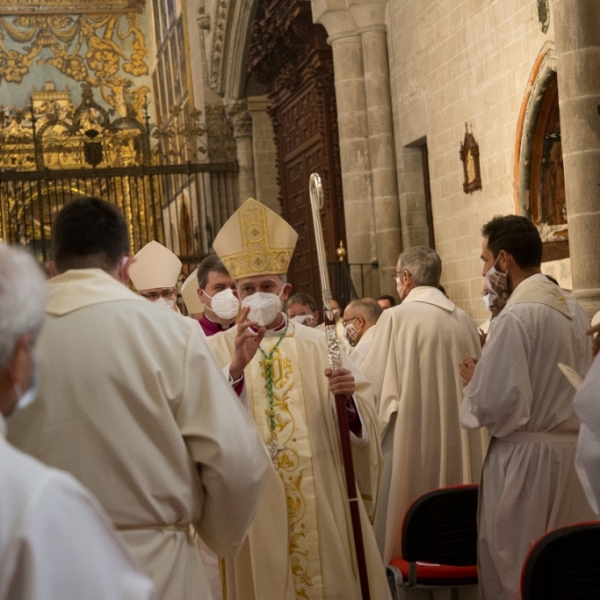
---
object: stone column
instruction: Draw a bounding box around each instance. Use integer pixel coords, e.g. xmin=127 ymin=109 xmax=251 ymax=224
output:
xmin=226 ymin=100 xmax=256 ymax=204
xmin=247 ymin=95 xmax=281 ymax=215
xmin=359 ymin=25 xmax=401 ymax=295
xmin=328 ymin=33 xmax=378 ymax=294
xmin=552 ymin=0 xmax=600 ymax=317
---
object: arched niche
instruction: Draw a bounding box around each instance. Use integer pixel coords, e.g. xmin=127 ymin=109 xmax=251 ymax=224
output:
xmin=516 ymin=44 xmax=570 ymax=273
xmin=207 ymin=0 xmax=264 ymax=99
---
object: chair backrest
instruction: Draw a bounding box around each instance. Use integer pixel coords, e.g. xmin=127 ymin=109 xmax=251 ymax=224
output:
xmin=401 ymin=484 xmax=479 ymax=566
xmin=521 ymin=522 xmax=600 ymax=600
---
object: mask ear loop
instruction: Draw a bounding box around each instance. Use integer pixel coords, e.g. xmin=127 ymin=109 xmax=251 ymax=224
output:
xmin=492 ymin=253 xmax=507 ymax=276
xmin=13 ymin=382 xmax=23 ymax=401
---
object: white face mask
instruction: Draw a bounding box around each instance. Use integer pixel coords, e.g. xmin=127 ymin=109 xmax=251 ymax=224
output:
xmin=344 ymin=322 xmax=359 ymax=346
xmin=484 ymin=257 xmax=508 ymax=313
xmin=155 ymin=296 xmax=176 ymax=310
xmin=242 ymin=290 xmax=284 ymax=327
xmin=292 ymin=314 xmax=315 ymax=327
xmin=12 ymin=350 xmax=38 ymax=416
xmin=396 ymin=277 xmax=406 ymax=301
xmin=204 ymin=288 xmax=239 ymax=321
xmin=482 ymin=292 xmax=494 ymax=312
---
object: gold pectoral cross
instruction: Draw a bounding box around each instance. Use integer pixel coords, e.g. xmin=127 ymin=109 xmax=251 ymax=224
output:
xmin=267 ymin=432 xmax=286 ymax=468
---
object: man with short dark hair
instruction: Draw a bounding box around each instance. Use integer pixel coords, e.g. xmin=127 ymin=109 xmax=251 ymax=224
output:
xmin=9 ymin=197 xmax=269 ymax=600
xmin=377 ymin=294 xmax=396 ymax=309
xmin=342 ymin=298 xmax=382 ymax=367
xmin=196 ymin=254 xmax=239 ymax=335
xmin=361 ymin=245 xmax=484 ymax=563
xmin=284 ymin=292 xmax=320 ymax=327
xmin=461 ymin=215 xmax=594 ymax=600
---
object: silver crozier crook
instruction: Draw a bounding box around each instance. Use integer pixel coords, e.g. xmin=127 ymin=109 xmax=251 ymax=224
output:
xmin=308 ymin=173 xmax=371 ymax=600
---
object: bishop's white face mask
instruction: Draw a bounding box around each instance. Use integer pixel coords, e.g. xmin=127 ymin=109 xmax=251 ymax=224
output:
xmin=204 ymin=288 xmax=239 ymax=321
xmin=242 ymin=290 xmax=284 ymax=327
xmin=155 ymin=296 xmax=176 ymax=310
xmin=292 ymin=314 xmax=315 ymax=327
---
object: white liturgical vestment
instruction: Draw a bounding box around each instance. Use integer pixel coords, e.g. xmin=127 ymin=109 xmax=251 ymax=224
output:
xmin=461 ymin=274 xmax=596 ymax=600
xmin=361 ymin=285 xmax=486 ymax=564
xmin=8 ymin=269 xmax=270 ymax=600
xmin=0 ymin=415 xmax=155 ymax=600
xmin=574 ymin=355 xmax=600 ymax=515
xmin=208 ymin=318 xmax=392 ymax=600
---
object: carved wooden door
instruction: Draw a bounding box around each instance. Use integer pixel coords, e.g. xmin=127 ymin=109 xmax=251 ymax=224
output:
xmin=248 ymin=0 xmax=346 ymax=304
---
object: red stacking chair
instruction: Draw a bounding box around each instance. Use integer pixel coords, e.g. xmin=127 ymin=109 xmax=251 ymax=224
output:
xmin=521 ymin=521 xmax=600 ymax=600
xmin=387 ymin=484 xmax=479 ymax=600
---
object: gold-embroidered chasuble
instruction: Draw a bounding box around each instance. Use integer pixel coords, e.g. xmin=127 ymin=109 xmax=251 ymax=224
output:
xmin=209 ymin=197 xmax=390 ymax=598
xmin=250 ymin=334 xmax=324 ymax=599
xmin=207 ymin=320 xmax=392 ymax=600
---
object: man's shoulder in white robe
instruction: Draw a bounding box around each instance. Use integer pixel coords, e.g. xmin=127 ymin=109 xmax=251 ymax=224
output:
xmin=0 ymin=418 xmax=155 ymax=600
xmin=7 ymin=268 xmax=269 ymax=600
xmin=362 ymin=285 xmax=481 ymax=423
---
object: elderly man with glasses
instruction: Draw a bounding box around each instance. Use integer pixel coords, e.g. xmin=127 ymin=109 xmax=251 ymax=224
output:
xmin=361 ymin=245 xmax=486 ymax=564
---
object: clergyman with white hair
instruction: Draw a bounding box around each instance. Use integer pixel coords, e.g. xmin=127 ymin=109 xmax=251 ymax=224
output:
xmin=361 ymin=245 xmax=487 ymax=563
xmin=0 ymin=243 xmax=155 ymax=600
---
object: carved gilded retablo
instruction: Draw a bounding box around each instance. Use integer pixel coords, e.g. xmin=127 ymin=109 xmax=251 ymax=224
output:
xmin=0 ymin=0 xmax=144 ymax=14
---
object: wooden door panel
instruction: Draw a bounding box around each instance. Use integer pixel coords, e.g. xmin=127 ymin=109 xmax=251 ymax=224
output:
xmin=248 ymin=0 xmax=346 ymax=304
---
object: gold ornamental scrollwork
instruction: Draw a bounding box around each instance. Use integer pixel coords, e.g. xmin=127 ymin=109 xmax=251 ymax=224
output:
xmin=0 ymin=1 xmax=144 ymax=14
xmin=0 ymin=12 xmax=149 ymax=121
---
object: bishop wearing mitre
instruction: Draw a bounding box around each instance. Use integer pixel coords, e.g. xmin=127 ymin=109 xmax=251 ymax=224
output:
xmin=206 ymin=198 xmax=391 ymax=600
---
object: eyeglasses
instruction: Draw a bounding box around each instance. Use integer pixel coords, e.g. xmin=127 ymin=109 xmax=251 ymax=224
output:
xmin=342 ymin=316 xmax=358 ymax=327
xmin=392 ymin=270 xmax=409 ymax=282
xmin=140 ymin=288 xmax=177 ymax=301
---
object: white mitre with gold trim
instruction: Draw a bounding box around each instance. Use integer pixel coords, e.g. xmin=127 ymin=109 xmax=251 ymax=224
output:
xmin=181 ymin=268 xmax=204 ymax=314
xmin=213 ymin=198 xmax=298 ymax=279
xmin=129 ymin=240 xmax=182 ymax=291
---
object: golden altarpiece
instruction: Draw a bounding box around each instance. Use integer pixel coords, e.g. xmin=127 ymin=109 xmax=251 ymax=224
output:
xmin=0 ymin=0 xmax=238 ymax=270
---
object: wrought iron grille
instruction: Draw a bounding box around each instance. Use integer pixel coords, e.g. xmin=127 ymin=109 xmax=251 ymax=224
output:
xmin=0 ymin=162 xmax=238 ymax=271
xmin=0 ymin=84 xmax=239 ymax=271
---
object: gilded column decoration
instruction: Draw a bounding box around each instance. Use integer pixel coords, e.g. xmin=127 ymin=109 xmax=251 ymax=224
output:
xmin=209 ymin=0 xmax=228 ymax=90
xmin=197 ymin=9 xmax=211 ymax=32
xmin=226 ymin=100 xmax=252 ymax=139
xmin=205 ymin=103 xmax=237 ymax=163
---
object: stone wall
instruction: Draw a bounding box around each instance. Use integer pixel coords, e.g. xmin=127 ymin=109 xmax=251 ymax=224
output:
xmin=387 ymin=0 xmax=555 ymax=322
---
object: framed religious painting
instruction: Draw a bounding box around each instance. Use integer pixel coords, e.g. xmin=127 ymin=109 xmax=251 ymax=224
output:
xmin=459 ymin=123 xmax=482 ymax=194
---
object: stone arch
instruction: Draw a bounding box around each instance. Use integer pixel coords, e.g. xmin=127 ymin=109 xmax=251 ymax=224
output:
xmin=207 ymin=0 xmax=262 ymax=99
xmin=515 ymin=42 xmax=570 ymax=277
xmin=515 ymin=42 xmax=557 ymax=218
